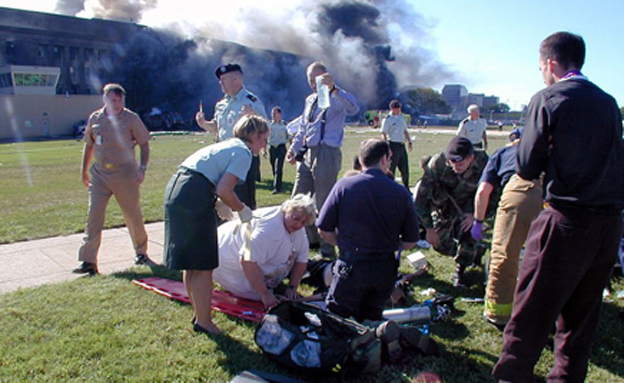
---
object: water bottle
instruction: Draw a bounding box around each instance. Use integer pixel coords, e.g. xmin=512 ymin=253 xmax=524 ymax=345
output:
xmin=383 ymin=302 xmax=435 ymax=324
xmin=315 ymin=76 xmax=331 ymax=109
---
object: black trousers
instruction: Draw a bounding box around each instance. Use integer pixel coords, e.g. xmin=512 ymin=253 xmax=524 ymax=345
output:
xmin=269 ymin=144 xmax=286 ymax=192
xmin=326 ymin=253 xmax=398 ymax=322
xmin=493 ymin=205 xmax=622 ymax=383
xmin=235 ymin=155 xmax=259 ymax=209
xmin=389 ymin=141 xmax=409 ymax=188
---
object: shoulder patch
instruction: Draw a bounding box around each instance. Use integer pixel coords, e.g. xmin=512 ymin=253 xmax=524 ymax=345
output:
xmin=461 ymin=118 xmax=470 ymax=124
xmin=246 ymin=94 xmax=258 ymax=102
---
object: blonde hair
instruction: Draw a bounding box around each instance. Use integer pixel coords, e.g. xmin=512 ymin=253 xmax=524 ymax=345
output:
xmin=281 ymin=194 xmax=316 ymax=225
xmin=234 ymin=114 xmax=269 ymax=142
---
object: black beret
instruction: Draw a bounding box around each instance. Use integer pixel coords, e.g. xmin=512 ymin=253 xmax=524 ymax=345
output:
xmin=445 ymin=136 xmax=474 ymax=163
xmin=215 ymin=63 xmax=243 ymax=79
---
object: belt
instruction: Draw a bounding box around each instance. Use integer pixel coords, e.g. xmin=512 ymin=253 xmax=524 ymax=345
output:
xmin=339 ymin=250 xmax=397 ymax=262
xmin=99 ymin=162 xmax=128 ymax=169
xmin=550 ymin=200 xmax=621 ymax=213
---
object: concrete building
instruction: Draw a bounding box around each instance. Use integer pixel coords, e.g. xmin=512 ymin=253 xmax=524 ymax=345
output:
xmin=0 ymin=7 xmax=145 ymax=140
xmin=442 ymin=84 xmax=468 ymax=119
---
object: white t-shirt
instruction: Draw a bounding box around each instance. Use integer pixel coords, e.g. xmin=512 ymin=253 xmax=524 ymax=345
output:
xmin=213 ymin=206 xmax=309 ymax=300
xmin=456 ymin=118 xmax=487 ymax=145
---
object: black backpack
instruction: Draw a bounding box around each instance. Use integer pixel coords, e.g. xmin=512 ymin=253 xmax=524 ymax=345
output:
xmin=255 ymin=301 xmax=381 ymax=377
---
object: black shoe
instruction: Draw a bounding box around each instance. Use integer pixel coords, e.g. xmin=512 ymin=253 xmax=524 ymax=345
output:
xmin=374 ymin=320 xmax=402 ymax=363
xmin=72 ymin=262 xmax=98 ymax=275
xmin=398 ymin=326 xmax=440 ymax=356
xmin=451 ymin=264 xmax=467 ymax=288
xmin=485 ymin=316 xmax=507 ymax=331
xmin=271 ymin=189 xmax=279 ymax=194
xmin=134 ymin=254 xmax=153 ymax=265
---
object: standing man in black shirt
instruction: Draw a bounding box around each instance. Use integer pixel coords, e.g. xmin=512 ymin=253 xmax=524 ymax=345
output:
xmin=493 ymin=32 xmax=624 ymax=383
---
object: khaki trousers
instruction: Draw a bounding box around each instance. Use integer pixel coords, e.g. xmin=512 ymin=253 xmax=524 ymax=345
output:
xmin=78 ymin=162 xmax=148 ymax=263
xmin=484 ymin=174 xmax=542 ymax=323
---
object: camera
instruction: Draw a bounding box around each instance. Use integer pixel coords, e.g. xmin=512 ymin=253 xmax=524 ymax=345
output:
xmin=294 ymin=145 xmax=308 ymax=162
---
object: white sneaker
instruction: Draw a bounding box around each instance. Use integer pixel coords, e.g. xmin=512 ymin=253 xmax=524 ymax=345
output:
xmin=416 ymin=239 xmax=431 ymax=249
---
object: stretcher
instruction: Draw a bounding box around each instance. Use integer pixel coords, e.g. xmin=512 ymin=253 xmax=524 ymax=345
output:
xmin=132 ymin=276 xmax=266 ymax=322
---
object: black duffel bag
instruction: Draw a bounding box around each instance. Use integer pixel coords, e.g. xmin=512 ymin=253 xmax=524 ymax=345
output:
xmin=255 ymin=301 xmax=381 ymax=377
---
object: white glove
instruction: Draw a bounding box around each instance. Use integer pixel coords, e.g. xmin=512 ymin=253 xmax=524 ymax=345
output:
xmin=214 ymin=198 xmax=235 ymax=221
xmin=237 ymin=205 xmax=253 ymax=223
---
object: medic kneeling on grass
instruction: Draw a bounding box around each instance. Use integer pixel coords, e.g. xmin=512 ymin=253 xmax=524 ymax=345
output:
xmin=213 ymin=194 xmax=316 ymax=308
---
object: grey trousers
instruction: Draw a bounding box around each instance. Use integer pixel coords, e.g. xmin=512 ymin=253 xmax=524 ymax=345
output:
xmin=292 ymin=144 xmax=342 ymax=256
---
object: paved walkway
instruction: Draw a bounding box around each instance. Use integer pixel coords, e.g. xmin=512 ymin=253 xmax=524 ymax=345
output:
xmin=0 ymin=222 xmax=165 ymax=294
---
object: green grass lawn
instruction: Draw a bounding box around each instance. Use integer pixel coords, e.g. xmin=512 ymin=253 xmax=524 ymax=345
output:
xmin=1 ymin=127 xmax=623 ymax=382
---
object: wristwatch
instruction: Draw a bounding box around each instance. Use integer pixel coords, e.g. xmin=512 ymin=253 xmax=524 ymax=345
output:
xmin=139 ymin=165 xmax=147 ymax=171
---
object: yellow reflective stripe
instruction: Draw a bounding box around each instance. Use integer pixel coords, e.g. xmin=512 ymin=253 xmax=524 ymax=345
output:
xmin=484 ymin=299 xmax=513 ymax=317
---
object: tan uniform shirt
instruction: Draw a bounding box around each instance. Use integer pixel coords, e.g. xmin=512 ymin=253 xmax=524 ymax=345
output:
xmin=84 ymin=107 xmax=150 ymax=168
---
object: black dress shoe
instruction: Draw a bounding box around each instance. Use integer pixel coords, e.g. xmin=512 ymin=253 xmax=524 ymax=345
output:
xmin=134 ymin=254 xmax=153 ymax=265
xmin=72 ymin=262 xmax=98 ymax=275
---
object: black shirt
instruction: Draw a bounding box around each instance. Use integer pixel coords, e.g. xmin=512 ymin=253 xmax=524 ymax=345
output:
xmin=517 ymin=78 xmax=624 ymax=208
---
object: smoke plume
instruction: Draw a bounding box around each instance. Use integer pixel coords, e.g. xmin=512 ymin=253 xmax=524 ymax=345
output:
xmin=55 ymin=0 xmax=453 ymax=121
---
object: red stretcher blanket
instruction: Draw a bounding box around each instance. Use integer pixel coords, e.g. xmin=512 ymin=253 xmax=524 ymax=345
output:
xmin=132 ymin=276 xmax=266 ymax=322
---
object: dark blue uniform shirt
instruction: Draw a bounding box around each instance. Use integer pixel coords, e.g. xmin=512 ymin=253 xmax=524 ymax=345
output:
xmin=316 ymin=168 xmax=420 ymax=254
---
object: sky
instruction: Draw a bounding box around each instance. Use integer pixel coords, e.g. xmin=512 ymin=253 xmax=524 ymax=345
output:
xmin=1 ymin=0 xmax=623 ymax=111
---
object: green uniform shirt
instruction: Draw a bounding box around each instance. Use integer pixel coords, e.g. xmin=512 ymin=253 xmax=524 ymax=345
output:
xmin=214 ymin=86 xmax=267 ymax=141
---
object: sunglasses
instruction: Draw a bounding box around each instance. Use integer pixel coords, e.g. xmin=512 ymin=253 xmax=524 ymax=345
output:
xmin=447 ymin=155 xmax=465 ymax=163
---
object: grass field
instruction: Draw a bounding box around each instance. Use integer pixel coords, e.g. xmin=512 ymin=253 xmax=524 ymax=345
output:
xmin=0 ymin=127 xmax=623 ymax=382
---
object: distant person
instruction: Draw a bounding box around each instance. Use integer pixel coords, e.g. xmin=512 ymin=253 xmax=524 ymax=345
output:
xmin=493 ymin=32 xmax=624 ymax=382
xmin=472 ymin=128 xmax=542 ymax=328
xmin=164 ymin=115 xmax=269 ymax=335
xmin=286 ymin=61 xmax=359 ymax=257
xmin=317 ymin=138 xmax=419 ymax=321
xmin=457 ymin=104 xmax=488 ymax=151
xmin=213 ymin=194 xmax=315 ymax=307
xmin=381 ymin=99 xmax=413 ymax=189
xmin=414 ymin=136 xmax=488 ymax=288
xmin=195 ymin=63 xmax=267 ymax=209
xmin=72 ymin=83 xmax=152 ymax=275
xmin=267 ymin=106 xmax=289 ymax=194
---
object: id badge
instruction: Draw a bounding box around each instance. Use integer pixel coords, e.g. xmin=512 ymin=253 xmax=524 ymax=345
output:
xmin=95 ymin=135 xmax=102 ymax=145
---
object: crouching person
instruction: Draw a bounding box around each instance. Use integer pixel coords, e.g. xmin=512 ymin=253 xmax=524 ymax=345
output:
xmin=317 ymin=138 xmax=420 ymax=322
xmin=213 ymin=194 xmax=316 ymax=308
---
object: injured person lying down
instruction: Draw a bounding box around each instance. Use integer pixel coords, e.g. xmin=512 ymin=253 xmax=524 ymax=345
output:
xmin=212 ymin=194 xmax=316 ymax=308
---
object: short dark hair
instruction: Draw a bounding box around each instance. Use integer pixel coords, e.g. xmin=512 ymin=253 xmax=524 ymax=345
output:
xmin=540 ymin=32 xmax=585 ymax=70
xmin=358 ymin=138 xmax=390 ymax=168
xmin=102 ymin=83 xmax=126 ymax=97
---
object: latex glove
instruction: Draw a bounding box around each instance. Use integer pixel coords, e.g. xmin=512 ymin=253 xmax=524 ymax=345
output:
xmin=215 ymin=198 xmax=235 ymax=221
xmin=471 ymin=221 xmax=483 ymax=241
xmin=237 ymin=205 xmax=253 ymax=223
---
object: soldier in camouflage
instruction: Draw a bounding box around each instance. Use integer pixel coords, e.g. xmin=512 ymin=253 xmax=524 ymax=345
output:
xmin=414 ymin=136 xmax=488 ymax=287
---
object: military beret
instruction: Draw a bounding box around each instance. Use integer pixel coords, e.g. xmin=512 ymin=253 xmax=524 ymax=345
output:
xmin=445 ymin=136 xmax=474 ymax=163
xmin=215 ymin=63 xmax=243 ymax=79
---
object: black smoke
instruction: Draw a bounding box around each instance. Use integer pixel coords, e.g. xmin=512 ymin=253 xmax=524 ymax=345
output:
xmin=60 ymin=0 xmax=454 ymax=122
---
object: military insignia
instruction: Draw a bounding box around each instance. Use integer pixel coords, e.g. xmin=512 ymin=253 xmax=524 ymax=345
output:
xmin=246 ymin=94 xmax=257 ymax=102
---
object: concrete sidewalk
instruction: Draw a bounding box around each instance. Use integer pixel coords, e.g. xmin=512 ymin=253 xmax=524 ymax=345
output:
xmin=0 ymin=222 xmax=165 ymax=294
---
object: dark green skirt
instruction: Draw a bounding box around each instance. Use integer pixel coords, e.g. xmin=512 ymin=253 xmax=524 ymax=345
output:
xmin=163 ymin=168 xmax=218 ymax=270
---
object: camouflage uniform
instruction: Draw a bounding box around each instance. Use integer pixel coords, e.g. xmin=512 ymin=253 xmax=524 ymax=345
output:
xmin=415 ymin=150 xmax=488 ymax=266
